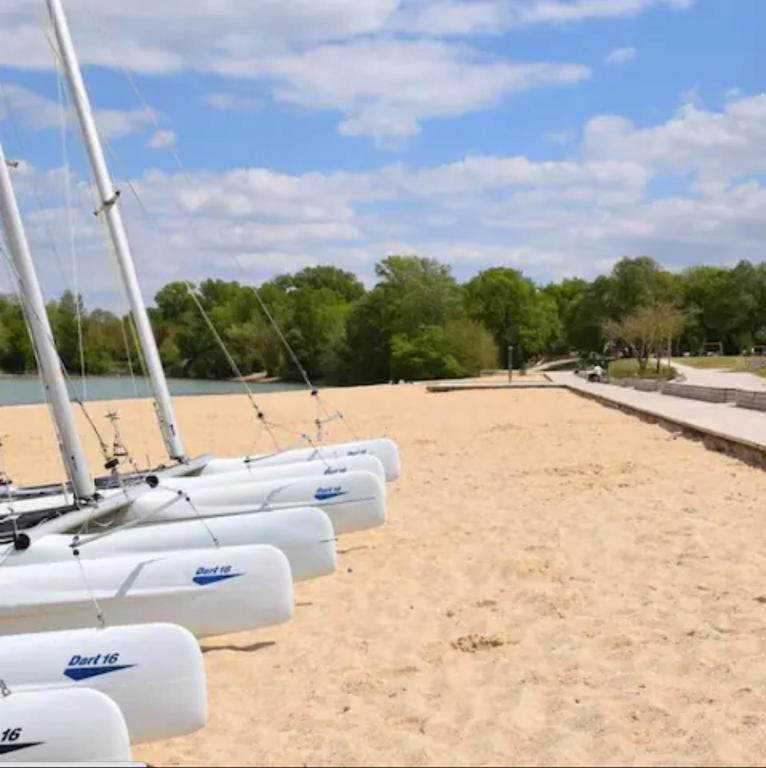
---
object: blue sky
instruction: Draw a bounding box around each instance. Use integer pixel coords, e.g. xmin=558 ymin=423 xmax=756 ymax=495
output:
xmin=0 ymin=0 xmax=764 ymax=308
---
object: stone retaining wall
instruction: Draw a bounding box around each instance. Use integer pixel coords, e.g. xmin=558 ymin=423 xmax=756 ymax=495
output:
xmin=736 ymin=390 xmax=766 ymax=412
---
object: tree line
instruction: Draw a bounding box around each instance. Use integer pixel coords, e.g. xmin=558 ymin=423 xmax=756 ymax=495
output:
xmin=0 ymin=255 xmax=765 ymax=383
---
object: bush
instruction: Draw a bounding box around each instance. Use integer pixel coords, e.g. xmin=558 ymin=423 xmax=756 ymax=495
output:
xmin=390 ymin=326 xmax=463 ymax=381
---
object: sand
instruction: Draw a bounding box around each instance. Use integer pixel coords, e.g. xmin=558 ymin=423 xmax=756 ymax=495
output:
xmin=5 ymin=383 xmax=766 ymax=766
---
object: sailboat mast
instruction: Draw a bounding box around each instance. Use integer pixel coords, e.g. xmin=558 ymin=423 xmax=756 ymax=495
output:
xmin=0 ymin=144 xmax=96 ymax=500
xmin=47 ymin=0 xmax=187 ymax=462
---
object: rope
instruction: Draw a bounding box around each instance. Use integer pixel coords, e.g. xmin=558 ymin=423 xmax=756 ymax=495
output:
xmin=72 ymin=486 xmax=220 ymax=550
xmin=0 ymin=252 xmax=74 ymax=494
xmin=184 ymin=282 xmax=281 ymax=451
xmin=179 ymin=491 xmax=220 ymax=548
xmin=0 ymin=79 xmax=71 ymax=294
xmin=71 ymin=489 xmax=186 ymax=547
xmin=57 ymin=65 xmax=88 ymax=399
xmin=0 ymin=250 xmax=116 ymax=485
xmin=67 ymin=14 xmax=362 ymax=446
xmin=228 ymin=253 xmax=359 ymax=442
xmin=71 ymin=543 xmax=106 ymax=628
xmin=118 ymin=314 xmax=140 ymax=397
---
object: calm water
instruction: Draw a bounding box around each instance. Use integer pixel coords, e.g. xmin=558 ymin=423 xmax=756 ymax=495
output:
xmin=0 ymin=375 xmax=305 ymax=406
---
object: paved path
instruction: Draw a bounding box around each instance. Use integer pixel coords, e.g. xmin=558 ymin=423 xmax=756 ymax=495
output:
xmin=549 ymin=372 xmax=766 ymax=451
xmin=672 ymin=361 xmax=766 ymax=391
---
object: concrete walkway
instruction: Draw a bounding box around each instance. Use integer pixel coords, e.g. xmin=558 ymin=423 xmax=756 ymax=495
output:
xmin=427 ymin=380 xmax=560 ymax=392
xmin=672 ymin=361 xmax=766 ymax=391
xmin=549 ymin=371 xmax=766 ymax=452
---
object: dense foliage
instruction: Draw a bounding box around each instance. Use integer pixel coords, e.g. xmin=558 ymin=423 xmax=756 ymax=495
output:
xmin=1 ymin=256 xmax=766 ymax=383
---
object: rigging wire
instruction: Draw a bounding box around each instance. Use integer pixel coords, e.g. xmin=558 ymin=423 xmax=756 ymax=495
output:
xmin=56 ymin=66 xmax=88 ymax=400
xmin=0 ymin=248 xmax=73 ymax=500
xmin=79 ymin=4 xmax=361 ymax=446
xmin=0 ymin=246 xmax=118 ymax=487
xmin=0 ymin=81 xmax=71 ymax=294
xmin=183 ymin=281 xmax=280 ymax=451
xmin=45 ymin=20 xmax=162 ymax=471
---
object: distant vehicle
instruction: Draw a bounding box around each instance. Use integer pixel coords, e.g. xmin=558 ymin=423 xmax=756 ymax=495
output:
xmin=702 ymin=341 xmax=724 ymax=356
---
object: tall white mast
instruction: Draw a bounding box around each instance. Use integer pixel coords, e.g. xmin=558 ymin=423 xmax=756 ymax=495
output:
xmin=47 ymin=0 xmax=187 ymax=462
xmin=0 ymin=144 xmax=95 ymax=500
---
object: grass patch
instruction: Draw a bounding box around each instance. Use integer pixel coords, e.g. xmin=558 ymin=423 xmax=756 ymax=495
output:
xmin=609 ymin=358 xmax=677 ymax=380
xmin=673 ymin=356 xmax=744 ymax=370
xmin=674 ymin=356 xmax=766 ymax=377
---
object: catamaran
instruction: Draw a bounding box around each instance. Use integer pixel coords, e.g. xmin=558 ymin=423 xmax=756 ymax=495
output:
xmin=0 ymin=687 xmax=133 ymax=763
xmin=1 ymin=622 xmax=207 ymax=744
xmin=0 ymin=1 xmax=399 ymax=560
xmin=56 ymin=0 xmax=401 ymax=488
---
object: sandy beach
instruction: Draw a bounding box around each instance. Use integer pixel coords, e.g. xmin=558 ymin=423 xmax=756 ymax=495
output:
xmin=5 ymin=383 xmax=766 ymax=766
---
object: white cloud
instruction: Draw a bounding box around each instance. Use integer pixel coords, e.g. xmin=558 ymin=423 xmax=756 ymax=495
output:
xmin=584 ymin=92 xmax=766 ymax=183
xmin=242 ymin=39 xmax=589 ymax=145
xmin=7 ymin=87 xmax=764 ymax=308
xmin=605 ymin=46 xmax=638 ymax=65
xmin=204 ymin=92 xmax=262 ymax=112
xmin=148 ymin=129 xmax=176 ymax=149
xmin=0 ymin=0 xmax=697 ymax=145
xmin=0 ymin=81 xmax=152 ymax=140
xmin=390 ymin=0 xmax=694 ymax=35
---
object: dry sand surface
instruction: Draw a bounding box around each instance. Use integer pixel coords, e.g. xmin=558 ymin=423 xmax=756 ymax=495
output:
xmin=5 ymin=383 xmax=766 ymax=766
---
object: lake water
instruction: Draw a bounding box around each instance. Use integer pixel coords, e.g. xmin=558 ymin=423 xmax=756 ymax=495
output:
xmin=0 ymin=375 xmax=306 ymax=406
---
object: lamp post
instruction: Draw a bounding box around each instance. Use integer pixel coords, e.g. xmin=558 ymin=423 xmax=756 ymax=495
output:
xmin=504 ymin=304 xmax=513 ymax=382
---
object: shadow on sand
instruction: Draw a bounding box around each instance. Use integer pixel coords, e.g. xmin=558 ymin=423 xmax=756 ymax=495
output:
xmin=201 ymin=640 xmax=276 ymax=655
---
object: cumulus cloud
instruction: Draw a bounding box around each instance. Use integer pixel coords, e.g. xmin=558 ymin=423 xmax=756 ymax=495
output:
xmin=584 ymin=92 xmax=766 ymax=183
xmin=390 ymin=0 xmax=694 ymax=35
xmin=0 ymin=81 xmax=153 ymax=140
xmin=7 ymin=77 xmax=763 ymax=306
xmin=605 ymin=46 xmax=638 ymax=65
xmin=147 ymin=129 xmax=176 ymax=149
xmin=0 ymin=0 xmax=697 ymax=144
xmin=242 ymin=39 xmax=589 ymax=145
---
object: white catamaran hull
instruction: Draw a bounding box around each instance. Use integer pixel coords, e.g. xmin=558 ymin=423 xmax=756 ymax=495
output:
xmin=146 ymin=470 xmax=386 ymax=535
xmin=202 ymin=437 xmax=401 ymax=482
xmin=11 ymin=508 xmax=336 ymax=583
xmin=0 ymin=544 xmax=293 ymax=638
xmin=177 ymin=453 xmax=386 ymax=486
xmin=0 ymin=623 xmax=207 ymax=744
xmin=0 ymin=688 xmax=132 ymax=763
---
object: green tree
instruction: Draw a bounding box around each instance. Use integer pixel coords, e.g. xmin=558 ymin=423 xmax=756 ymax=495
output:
xmin=463 ymin=267 xmax=559 ymax=364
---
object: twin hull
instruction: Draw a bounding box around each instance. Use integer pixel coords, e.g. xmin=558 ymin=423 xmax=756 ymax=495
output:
xmin=0 ymin=623 xmax=206 ymax=744
xmin=201 ymin=437 xmax=401 ymax=482
xmin=143 ymin=469 xmax=386 ymax=535
xmin=12 ymin=507 xmax=336 ymax=583
xmin=0 ymin=543 xmax=293 ymax=638
xmin=0 ymin=688 xmax=132 ymax=763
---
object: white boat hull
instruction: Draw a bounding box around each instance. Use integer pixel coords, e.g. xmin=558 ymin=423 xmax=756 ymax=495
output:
xmin=11 ymin=508 xmax=336 ymax=583
xmin=177 ymin=453 xmax=386 ymax=486
xmin=0 ymin=623 xmax=207 ymax=744
xmin=0 ymin=688 xmax=131 ymax=763
xmin=147 ymin=470 xmax=386 ymax=535
xmin=202 ymin=437 xmax=401 ymax=482
xmin=0 ymin=544 xmax=293 ymax=638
